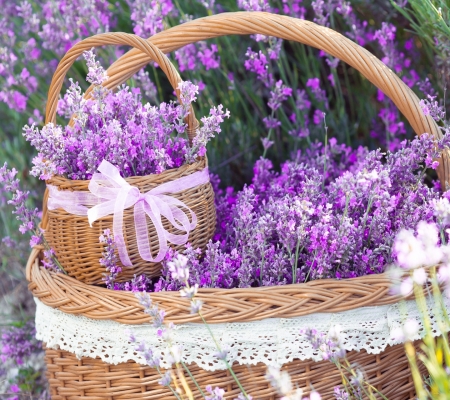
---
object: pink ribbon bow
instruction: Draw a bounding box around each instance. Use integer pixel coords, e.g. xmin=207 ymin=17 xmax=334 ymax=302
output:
xmin=47 ymin=160 xmax=210 ymax=266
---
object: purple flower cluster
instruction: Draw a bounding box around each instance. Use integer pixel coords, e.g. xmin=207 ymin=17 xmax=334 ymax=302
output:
xmin=153 ymin=134 xmax=445 ymax=290
xmin=99 ymin=229 xmax=152 ymax=291
xmin=0 ymin=320 xmax=49 ymax=400
xmin=23 ymin=50 xmax=229 ymax=180
xmin=127 ymin=0 xmax=176 ymax=38
xmin=175 ymin=42 xmax=221 ymax=72
xmin=99 ymin=229 xmax=121 ymax=289
xmin=301 ymin=326 xmax=346 ymax=361
xmin=0 ymin=162 xmax=65 ymax=274
xmin=0 ymin=163 xmax=40 ymax=237
xmin=1 ymin=321 xmax=41 ymax=365
xmin=0 ymin=0 xmax=114 ymax=114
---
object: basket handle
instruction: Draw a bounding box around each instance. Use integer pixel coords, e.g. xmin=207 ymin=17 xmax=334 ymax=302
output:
xmin=97 ymin=12 xmax=450 ymax=188
xmin=45 ymin=32 xmax=199 ymax=140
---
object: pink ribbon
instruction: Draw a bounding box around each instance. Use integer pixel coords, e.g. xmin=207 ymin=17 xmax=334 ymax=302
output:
xmin=47 ymin=160 xmax=210 ymax=266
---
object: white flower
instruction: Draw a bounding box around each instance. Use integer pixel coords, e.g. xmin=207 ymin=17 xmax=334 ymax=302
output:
xmin=394 ymin=229 xmax=426 ymax=270
xmin=416 ymin=221 xmax=442 ymax=266
xmin=266 ymin=366 xmax=293 ymax=396
xmin=168 ymin=254 xmax=189 ymax=282
xmin=190 ymin=299 xmax=203 ymax=314
xmin=281 ymin=388 xmax=303 ymax=400
xmin=391 ymin=319 xmax=420 ymax=342
xmin=403 ymin=319 xmax=420 ymax=340
xmin=433 ymin=197 xmax=450 ymax=226
xmin=438 ymin=264 xmax=450 ymax=285
xmin=180 ymin=284 xmax=198 ymax=299
xmin=399 ymin=277 xmax=413 ymax=296
xmin=309 ymin=392 xmax=322 ymax=400
xmin=412 ymin=268 xmax=427 ymax=285
xmin=167 ymin=344 xmax=183 ymax=365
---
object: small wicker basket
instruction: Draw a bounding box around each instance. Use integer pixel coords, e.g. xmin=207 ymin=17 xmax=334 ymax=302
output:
xmin=41 ymin=33 xmax=216 ymax=285
xmin=28 ymin=11 xmax=444 ymax=400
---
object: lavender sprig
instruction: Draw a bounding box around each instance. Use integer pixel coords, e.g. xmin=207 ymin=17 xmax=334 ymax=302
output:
xmin=99 ymin=229 xmax=121 ymax=289
xmin=0 ymin=162 xmax=64 ymax=273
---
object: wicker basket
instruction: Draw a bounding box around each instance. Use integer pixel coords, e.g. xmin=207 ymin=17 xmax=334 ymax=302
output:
xmin=27 ymin=248 xmax=424 ymax=400
xmin=28 ymin=12 xmax=442 ymax=399
xmin=42 ymin=33 xmax=216 ymax=285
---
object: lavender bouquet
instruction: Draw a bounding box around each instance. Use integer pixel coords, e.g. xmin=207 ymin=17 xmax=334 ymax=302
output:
xmin=22 ymin=49 xmax=229 ymax=181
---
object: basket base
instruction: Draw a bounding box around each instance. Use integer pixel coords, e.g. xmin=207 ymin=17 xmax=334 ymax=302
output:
xmin=44 ymin=341 xmax=424 ymax=400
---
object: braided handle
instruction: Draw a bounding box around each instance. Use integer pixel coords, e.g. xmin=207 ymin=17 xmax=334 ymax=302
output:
xmin=45 ymin=32 xmax=198 ymax=138
xmin=98 ymin=12 xmax=450 ymax=187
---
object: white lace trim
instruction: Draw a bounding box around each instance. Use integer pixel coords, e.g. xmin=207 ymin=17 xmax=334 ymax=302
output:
xmin=35 ymin=296 xmax=450 ymax=371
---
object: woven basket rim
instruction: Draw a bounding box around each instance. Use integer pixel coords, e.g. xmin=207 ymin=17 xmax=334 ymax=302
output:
xmin=26 ymin=247 xmax=408 ymax=325
xmin=46 ymin=157 xmax=208 ymax=190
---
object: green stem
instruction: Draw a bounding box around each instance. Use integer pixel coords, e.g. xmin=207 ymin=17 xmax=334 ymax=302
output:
xmin=262 ymin=109 xmax=276 ymax=158
xmin=293 ymin=238 xmax=302 ymax=284
xmin=181 ymin=360 xmax=206 ymax=398
xmin=199 ymin=312 xmax=250 ymax=399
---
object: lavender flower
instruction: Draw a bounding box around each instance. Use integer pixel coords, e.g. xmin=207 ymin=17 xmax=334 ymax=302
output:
xmin=127 ymin=0 xmax=176 ymax=38
xmin=134 ymin=69 xmax=157 ymax=101
xmin=197 ymin=42 xmax=220 ymax=70
xmin=237 ymin=0 xmax=271 ymax=12
xmin=267 ymin=80 xmax=292 ymax=111
xmin=99 ymin=229 xmax=121 ymax=289
xmin=190 ymin=105 xmax=230 ymax=159
xmin=333 ymin=387 xmax=349 ymax=400
xmin=244 ymin=48 xmax=273 ymax=87
xmin=158 ymin=370 xmax=172 ymax=386
xmin=129 ymin=332 xmax=161 ymax=369
xmin=1 ymin=321 xmax=41 ymax=365
xmin=0 ymin=0 xmax=113 ymax=113
xmin=84 ymin=48 xmax=108 ymax=86
xmin=205 ymin=385 xmax=226 ymax=400
xmin=136 ymin=292 xmax=166 ymax=329
xmin=261 ymin=137 xmax=274 ymax=151
xmin=306 ymin=77 xmax=328 ymax=106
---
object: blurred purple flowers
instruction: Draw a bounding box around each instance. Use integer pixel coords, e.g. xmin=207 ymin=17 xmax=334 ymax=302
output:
xmin=0 ymin=0 xmax=114 ymax=114
xmin=1 ymin=321 xmax=41 ymax=365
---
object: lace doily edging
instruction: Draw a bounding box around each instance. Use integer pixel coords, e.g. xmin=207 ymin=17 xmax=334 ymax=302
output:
xmin=35 ymin=296 xmax=450 ymax=371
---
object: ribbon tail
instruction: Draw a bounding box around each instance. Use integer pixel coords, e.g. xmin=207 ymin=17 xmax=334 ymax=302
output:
xmin=113 ymin=187 xmax=134 ymax=267
xmin=141 ymin=200 xmax=168 ymax=263
xmin=150 ymin=196 xmax=193 ymax=246
xmin=155 ymin=195 xmax=198 ymax=231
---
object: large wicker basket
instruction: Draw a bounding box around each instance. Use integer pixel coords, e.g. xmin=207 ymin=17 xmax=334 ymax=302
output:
xmin=27 ymin=248 xmax=424 ymax=400
xmin=28 ymin=11 xmax=444 ymax=399
xmin=42 ymin=33 xmax=216 ymax=285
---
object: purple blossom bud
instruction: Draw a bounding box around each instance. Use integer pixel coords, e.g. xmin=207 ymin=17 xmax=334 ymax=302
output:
xmin=158 ymin=371 xmax=172 ymax=386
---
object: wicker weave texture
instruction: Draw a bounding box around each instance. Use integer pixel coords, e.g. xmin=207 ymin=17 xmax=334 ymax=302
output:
xmin=41 ymin=33 xmax=216 ymax=284
xmin=27 ymin=250 xmax=407 ymax=325
xmin=44 ymin=342 xmax=424 ymax=400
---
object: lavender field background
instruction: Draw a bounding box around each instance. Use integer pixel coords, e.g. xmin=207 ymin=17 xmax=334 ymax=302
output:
xmin=1 ymin=0 xmax=450 ymax=398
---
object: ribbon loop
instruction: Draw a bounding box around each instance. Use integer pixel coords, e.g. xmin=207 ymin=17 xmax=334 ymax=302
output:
xmin=48 ymin=160 xmax=210 ymax=266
